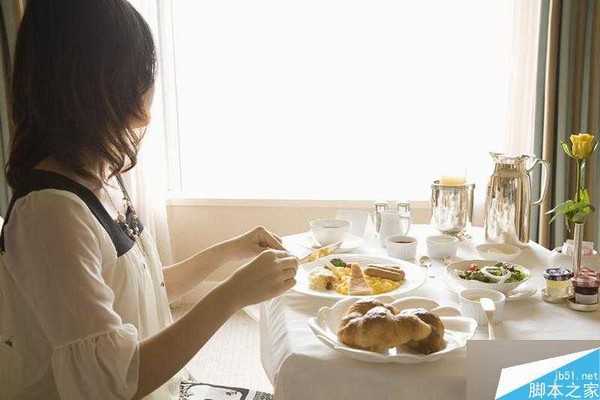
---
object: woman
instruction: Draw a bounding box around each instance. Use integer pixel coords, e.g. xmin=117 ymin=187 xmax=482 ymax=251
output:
xmin=0 ymin=1 xmax=297 ymax=399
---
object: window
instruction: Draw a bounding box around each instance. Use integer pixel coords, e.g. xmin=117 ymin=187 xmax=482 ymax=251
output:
xmin=170 ymin=0 xmax=534 ymax=200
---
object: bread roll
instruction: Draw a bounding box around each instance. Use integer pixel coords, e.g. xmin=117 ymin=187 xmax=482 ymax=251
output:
xmin=399 ymin=308 xmax=446 ymax=354
xmin=338 ymin=302 xmax=431 ymax=353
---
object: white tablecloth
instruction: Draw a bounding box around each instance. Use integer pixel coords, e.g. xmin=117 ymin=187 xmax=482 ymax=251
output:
xmin=259 ymin=225 xmax=600 ymax=400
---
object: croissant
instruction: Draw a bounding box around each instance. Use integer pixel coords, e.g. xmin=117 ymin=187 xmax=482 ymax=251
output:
xmin=337 ymin=300 xmax=432 ymax=353
xmin=399 ymin=308 xmax=446 ymax=355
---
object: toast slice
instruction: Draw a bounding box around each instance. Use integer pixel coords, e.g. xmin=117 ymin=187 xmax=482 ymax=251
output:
xmin=349 ymin=263 xmax=373 ymax=295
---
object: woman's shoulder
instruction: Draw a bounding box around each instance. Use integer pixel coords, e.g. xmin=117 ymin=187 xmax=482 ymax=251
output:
xmin=3 ymin=189 xmax=105 ymax=243
xmin=0 ymin=170 xmax=109 ymax=252
xmin=1 ymin=171 xmax=134 ymax=258
xmin=11 ymin=188 xmax=94 ymax=219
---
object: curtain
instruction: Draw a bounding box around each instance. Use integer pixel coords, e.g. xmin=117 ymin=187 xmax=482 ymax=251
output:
xmin=125 ymin=0 xmax=176 ymax=265
xmin=535 ymin=0 xmax=600 ymax=249
xmin=0 ymin=0 xmax=24 ymax=215
xmin=503 ymin=0 xmax=544 ymax=241
xmin=504 ymin=0 xmax=542 ymax=157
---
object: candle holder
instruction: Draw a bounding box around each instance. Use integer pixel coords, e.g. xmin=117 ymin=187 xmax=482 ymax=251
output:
xmin=430 ymin=181 xmax=475 ymax=238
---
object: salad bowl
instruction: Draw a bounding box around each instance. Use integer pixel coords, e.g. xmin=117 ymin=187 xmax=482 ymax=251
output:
xmin=445 ymin=259 xmax=530 ymax=294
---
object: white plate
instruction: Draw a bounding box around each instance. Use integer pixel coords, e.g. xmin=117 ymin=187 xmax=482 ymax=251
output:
xmin=308 ymin=296 xmax=477 ymax=364
xmin=296 ymin=232 xmax=364 ymax=253
xmin=293 ymin=254 xmax=427 ymax=300
xmin=444 ymin=260 xmax=535 ymax=300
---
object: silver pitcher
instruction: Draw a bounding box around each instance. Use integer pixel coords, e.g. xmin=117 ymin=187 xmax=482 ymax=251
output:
xmin=483 ymin=153 xmax=550 ymax=246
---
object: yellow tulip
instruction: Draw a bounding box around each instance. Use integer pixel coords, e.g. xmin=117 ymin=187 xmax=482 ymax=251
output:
xmin=570 ymin=133 xmax=595 ymax=159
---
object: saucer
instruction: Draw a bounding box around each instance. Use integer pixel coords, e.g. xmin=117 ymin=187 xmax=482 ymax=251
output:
xmin=299 ymin=232 xmax=364 ymax=253
xmin=444 ymin=277 xmax=537 ymax=302
xmin=541 ymin=288 xmax=572 ymax=304
xmin=566 ymin=297 xmax=600 ymax=312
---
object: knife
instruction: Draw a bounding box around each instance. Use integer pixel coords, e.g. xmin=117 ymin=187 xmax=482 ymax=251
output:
xmin=283 ymin=240 xmax=343 ymax=264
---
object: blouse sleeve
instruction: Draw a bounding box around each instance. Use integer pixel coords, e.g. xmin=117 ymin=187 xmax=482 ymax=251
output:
xmin=4 ymin=190 xmax=139 ymax=400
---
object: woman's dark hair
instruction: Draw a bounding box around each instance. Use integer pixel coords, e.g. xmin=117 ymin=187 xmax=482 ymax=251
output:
xmin=6 ymin=0 xmax=156 ymax=189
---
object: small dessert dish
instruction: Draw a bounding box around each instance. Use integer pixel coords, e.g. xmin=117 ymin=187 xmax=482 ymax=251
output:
xmin=309 ymin=218 xmax=350 ymax=246
xmin=386 ymin=235 xmax=417 ymax=260
xmin=476 ymin=243 xmax=522 ymax=262
xmin=542 ymin=267 xmax=573 ymax=302
xmin=426 ymin=235 xmax=459 ymax=259
xmin=562 ymin=240 xmax=595 ymax=257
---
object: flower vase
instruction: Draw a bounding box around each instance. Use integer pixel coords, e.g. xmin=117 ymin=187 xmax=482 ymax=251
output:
xmin=572 ymin=222 xmax=584 ymax=275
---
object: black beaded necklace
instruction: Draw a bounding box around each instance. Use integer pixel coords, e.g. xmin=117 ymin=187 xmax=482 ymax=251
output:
xmin=113 ymin=175 xmax=143 ymax=241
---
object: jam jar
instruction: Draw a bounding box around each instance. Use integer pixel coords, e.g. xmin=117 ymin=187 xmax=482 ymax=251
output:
xmin=543 ymin=267 xmax=573 ymax=298
xmin=572 ymin=268 xmax=600 ymax=305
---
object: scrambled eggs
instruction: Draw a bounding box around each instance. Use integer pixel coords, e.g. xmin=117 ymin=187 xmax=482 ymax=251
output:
xmin=330 ymin=266 xmax=402 ymax=295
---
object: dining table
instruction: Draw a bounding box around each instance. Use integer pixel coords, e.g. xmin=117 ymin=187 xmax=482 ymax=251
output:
xmin=258 ymin=224 xmax=600 ymax=400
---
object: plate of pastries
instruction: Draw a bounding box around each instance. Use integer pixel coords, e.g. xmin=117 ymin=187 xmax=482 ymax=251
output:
xmin=294 ymin=254 xmax=427 ymax=299
xmin=308 ymin=296 xmax=477 ymax=363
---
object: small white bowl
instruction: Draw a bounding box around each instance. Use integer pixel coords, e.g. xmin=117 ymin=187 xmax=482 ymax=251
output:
xmin=309 ymin=219 xmax=350 ymax=246
xmin=476 ymin=243 xmax=522 ymax=262
xmin=458 ymin=288 xmax=505 ymax=326
xmin=386 ymin=235 xmax=417 ymax=261
xmin=426 ymin=235 xmax=459 ymax=259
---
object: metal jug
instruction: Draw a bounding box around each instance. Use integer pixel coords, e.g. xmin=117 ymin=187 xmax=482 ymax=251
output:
xmin=430 ymin=181 xmax=475 ymax=236
xmin=484 ymin=153 xmax=550 ymax=246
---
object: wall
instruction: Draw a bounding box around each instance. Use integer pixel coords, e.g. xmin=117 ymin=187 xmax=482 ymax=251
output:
xmin=167 ymin=199 xmax=430 ymax=280
xmin=167 ymin=198 xmax=484 ymax=302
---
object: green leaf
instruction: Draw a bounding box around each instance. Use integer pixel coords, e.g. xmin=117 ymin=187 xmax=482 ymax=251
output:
xmin=560 ymin=200 xmax=578 ymax=213
xmin=572 ymin=211 xmax=589 ymax=224
xmin=546 ymin=206 xmax=559 ymax=215
xmin=580 ymin=188 xmax=590 ymax=204
xmin=561 ymin=141 xmax=574 ymax=158
xmin=565 ymin=218 xmax=572 ymax=234
xmin=549 ymin=213 xmax=561 ymax=224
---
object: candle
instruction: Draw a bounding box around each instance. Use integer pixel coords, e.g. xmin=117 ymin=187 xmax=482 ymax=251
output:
xmin=439 ymin=176 xmax=466 ymax=186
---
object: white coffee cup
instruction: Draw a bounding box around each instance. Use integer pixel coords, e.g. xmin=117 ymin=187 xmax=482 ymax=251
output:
xmin=426 ymin=235 xmax=459 ymax=259
xmin=386 ymin=235 xmax=417 ymax=261
xmin=458 ymin=288 xmax=505 ymax=326
xmin=309 ymin=219 xmax=350 ymax=246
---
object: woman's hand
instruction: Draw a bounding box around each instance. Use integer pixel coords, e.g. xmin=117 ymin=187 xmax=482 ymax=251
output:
xmin=136 ymin=249 xmax=297 ymax=398
xmin=229 ymin=226 xmax=285 ymax=261
xmin=224 ymin=249 xmax=298 ymax=308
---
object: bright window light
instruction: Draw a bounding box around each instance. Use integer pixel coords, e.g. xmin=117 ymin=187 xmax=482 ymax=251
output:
xmin=172 ymin=0 xmax=516 ymax=200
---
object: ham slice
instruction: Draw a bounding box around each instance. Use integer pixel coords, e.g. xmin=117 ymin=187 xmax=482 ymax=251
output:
xmin=349 ymin=263 xmax=373 ymax=295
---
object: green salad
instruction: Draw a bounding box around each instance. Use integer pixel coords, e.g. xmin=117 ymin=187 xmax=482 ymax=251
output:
xmin=458 ymin=262 xmax=527 ymax=283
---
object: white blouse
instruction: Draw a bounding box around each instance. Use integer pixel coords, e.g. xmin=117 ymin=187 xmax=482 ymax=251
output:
xmin=0 ymin=171 xmax=184 ymax=399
